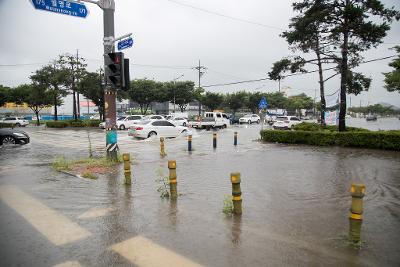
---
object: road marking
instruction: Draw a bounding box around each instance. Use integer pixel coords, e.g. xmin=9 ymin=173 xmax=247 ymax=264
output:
xmin=0 ymin=185 xmax=91 ymax=246
xmin=78 ymin=206 xmax=116 ymax=219
xmin=110 ymin=236 xmax=204 ymax=267
xmin=53 ymin=261 xmax=82 ymax=267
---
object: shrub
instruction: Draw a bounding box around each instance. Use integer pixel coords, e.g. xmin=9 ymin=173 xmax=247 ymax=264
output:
xmin=260 ymin=130 xmax=400 ymax=150
xmin=0 ymin=123 xmax=14 ymax=128
xmin=69 ymin=120 xmax=85 ymax=127
xmin=84 ymin=120 xmax=101 ymax=127
xmin=293 ymin=122 xmax=368 ymax=133
xmin=46 ymin=121 xmax=69 ymax=128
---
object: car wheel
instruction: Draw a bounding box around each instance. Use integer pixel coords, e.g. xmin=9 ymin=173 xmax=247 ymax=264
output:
xmin=148 ymin=131 xmax=157 ymax=138
xmin=183 ymin=122 xmax=187 ymax=127
xmin=248 ymin=120 xmax=251 ymax=124
xmin=181 ymin=129 xmax=187 ymax=134
xmin=222 ymin=124 xmax=227 ymax=129
xmin=2 ymin=136 xmax=16 ymax=145
xmin=15 ymin=123 xmax=21 ymax=127
xmin=119 ymin=124 xmax=126 ymax=130
xmin=257 ymin=119 xmax=260 ymax=124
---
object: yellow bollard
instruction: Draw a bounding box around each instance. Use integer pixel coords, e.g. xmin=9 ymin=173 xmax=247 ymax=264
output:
xmin=213 ymin=132 xmax=217 ymax=149
xmin=187 ymin=134 xmax=192 ymax=152
xmin=160 ymin=137 xmax=166 ymax=157
xmin=349 ymin=183 xmax=365 ymax=244
xmin=231 ymin=172 xmax=242 ymax=215
xmin=123 ymin=153 xmax=131 ymax=185
xmin=168 ymin=160 xmax=177 ymax=198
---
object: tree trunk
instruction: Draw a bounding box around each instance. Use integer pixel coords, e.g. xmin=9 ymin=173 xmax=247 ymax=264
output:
xmin=35 ymin=110 xmax=40 ymax=126
xmin=339 ymin=15 xmax=349 ymax=132
xmin=54 ymin=94 xmax=58 ymax=121
xmin=315 ymin=37 xmax=326 ymax=126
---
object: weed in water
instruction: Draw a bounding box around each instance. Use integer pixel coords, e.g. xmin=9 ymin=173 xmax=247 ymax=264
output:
xmin=156 ymin=168 xmax=169 ymax=198
xmin=52 ymin=156 xmax=71 ymax=171
xmin=223 ymin=195 xmax=233 ymax=215
xmin=81 ymin=170 xmax=97 ymax=179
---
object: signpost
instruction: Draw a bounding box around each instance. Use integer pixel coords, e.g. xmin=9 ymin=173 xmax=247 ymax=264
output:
xmin=117 ymin=37 xmax=133 ymax=51
xmin=258 ymin=97 xmax=268 ymax=130
xmin=31 ymin=0 xmax=88 ymax=18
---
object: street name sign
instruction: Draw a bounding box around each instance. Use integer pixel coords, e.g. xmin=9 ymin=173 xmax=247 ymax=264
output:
xmin=117 ymin=37 xmax=134 ymax=51
xmin=31 ymin=0 xmax=88 ymax=18
xmin=258 ymin=97 xmax=268 ymax=109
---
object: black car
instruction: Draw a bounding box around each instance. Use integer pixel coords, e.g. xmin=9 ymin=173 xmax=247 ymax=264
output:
xmin=0 ymin=128 xmax=30 ymax=145
xmin=228 ymin=114 xmax=242 ymax=125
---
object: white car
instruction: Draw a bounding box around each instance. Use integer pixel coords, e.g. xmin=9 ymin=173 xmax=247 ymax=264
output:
xmin=99 ymin=115 xmax=144 ymax=129
xmin=144 ymin=115 xmax=165 ymax=121
xmin=1 ymin=117 xmax=29 ymax=127
xmin=239 ymin=114 xmax=260 ymax=124
xmin=128 ymin=120 xmax=187 ymax=139
xmin=273 ymin=116 xmax=302 ymax=130
xmin=169 ymin=117 xmax=188 ymax=126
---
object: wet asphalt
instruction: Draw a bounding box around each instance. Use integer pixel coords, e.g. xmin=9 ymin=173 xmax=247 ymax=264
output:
xmin=0 ymin=118 xmax=399 ymax=266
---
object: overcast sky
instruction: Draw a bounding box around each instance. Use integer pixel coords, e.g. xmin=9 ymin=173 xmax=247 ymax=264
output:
xmin=0 ymin=0 xmax=399 ymax=107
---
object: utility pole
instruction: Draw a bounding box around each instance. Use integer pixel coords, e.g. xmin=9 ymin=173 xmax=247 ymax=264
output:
xmin=193 ymin=60 xmax=206 ymax=116
xmin=76 ymin=49 xmax=81 ymax=120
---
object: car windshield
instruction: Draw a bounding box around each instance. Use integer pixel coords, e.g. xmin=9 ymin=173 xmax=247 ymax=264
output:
xmin=117 ymin=117 xmax=126 ymax=121
xmin=276 ymin=116 xmax=288 ymax=121
xmin=243 ymin=115 xmax=251 ymax=118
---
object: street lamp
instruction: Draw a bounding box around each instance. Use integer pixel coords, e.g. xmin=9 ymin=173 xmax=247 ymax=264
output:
xmin=172 ymin=74 xmax=184 ymax=113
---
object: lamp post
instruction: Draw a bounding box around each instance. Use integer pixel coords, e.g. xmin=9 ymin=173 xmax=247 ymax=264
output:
xmin=172 ymin=74 xmax=184 ymax=114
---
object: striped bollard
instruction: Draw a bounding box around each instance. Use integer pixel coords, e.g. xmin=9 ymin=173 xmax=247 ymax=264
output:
xmin=231 ymin=172 xmax=242 ymax=215
xmin=168 ymin=160 xmax=177 ymax=198
xmin=122 ymin=153 xmax=131 ymax=185
xmin=188 ymin=134 xmax=192 ymax=152
xmin=213 ymin=132 xmax=217 ymax=149
xmin=234 ymin=131 xmax=238 ymax=146
xmin=160 ymin=137 xmax=166 ymax=157
xmin=349 ymin=183 xmax=365 ymax=244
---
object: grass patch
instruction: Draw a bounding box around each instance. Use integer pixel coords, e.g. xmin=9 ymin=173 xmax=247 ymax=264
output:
xmin=46 ymin=120 xmax=101 ymax=128
xmin=223 ymin=195 xmax=233 ymax=215
xmin=81 ymin=170 xmax=97 ymax=179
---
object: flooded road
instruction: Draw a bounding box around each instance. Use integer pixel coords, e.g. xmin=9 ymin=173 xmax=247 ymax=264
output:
xmin=1 ymin=123 xmax=399 ymax=266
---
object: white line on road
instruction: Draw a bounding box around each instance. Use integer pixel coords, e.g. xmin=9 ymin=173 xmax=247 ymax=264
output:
xmin=110 ymin=236 xmax=204 ymax=267
xmin=53 ymin=261 xmax=82 ymax=267
xmin=78 ymin=206 xmax=116 ymax=219
xmin=0 ymin=185 xmax=91 ymax=246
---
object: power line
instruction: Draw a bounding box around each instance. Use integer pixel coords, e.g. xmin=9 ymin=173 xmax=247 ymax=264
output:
xmin=164 ymin=0 xmax=284 ymax=31
xmin=202 ymin=54 xmax=397 ymax=88
xmin=0 ymin=62 xmax=50 ymax=67
xmin=85 ymin=58 xmax=192 ymax=70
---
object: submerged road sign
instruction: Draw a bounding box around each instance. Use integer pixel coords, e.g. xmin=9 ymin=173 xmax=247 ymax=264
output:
xmin=31 ymin=0 xmax=88 ymax=18
xmin=117 ymin=37 xmax=134 ymax=51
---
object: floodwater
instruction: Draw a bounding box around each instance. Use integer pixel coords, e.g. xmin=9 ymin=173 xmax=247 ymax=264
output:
xmin=0 ymin=120 xmax=399 ymax=266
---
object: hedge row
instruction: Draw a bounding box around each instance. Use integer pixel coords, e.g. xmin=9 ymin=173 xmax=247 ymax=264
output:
xmin=46 ymin=120 xmax=101 ymax=128
xmin=293 ymin=122 xmax=368 ymax=132
xmin=0 ymin=123 xmax=14 ymax=128
xmin=260 ymin=130 xmax=400 ymax=151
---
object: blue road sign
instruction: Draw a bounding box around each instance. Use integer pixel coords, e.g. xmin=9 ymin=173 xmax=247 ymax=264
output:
xmin=259 ymin=97 xmax=268 ymax=109
xmin=31 ymin=0 xmax=88 ymax=18
xmin=118 ymin=38 xmax=134 ymax=51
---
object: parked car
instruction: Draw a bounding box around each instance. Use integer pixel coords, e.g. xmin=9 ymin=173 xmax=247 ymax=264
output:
xmin=0 ymin=117 xmax=29 ymax=127
xmin=128 ymin=120 xmax=187 ymax=139
xmin=0 ymin=128 xmax=30 ymax=145
xmin=117 ymin=115 xmax=144 ymax=130
xmin=144 ymin=115 xmax=165 ymax=121
xmin=228 ymin=114 xmax=242 ymax=125
xmin=169 ymin=117 xmax=188 ymax=126
xmin=273 ymin=116 xmax=302 ymax=130
xmin=189 ymin=112 xmax=230 ymax=129
xmin=239 ymin=114 xmax=260 ymax=124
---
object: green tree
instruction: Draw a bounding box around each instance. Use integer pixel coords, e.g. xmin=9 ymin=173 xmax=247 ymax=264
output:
xmin=30 ymin=63 xmax=68 ymax=121
xmin=225 ymin=91 xmax=248 ymax=114
xmin=286 ymin=93 xmax=314 ymax=118
xmin=129 ymin=79 xmax=161 ymax=114
xmin=201 ymin=91 xmax=224 ymax=111
xmin=171 ymin=81 xmax=196 ymax=112
xmin=321 ymin=0 xmax=399 ymax=131
xmin=264 ymin=92 xmax=287 ymax=109
xmin=58 ymin=53 xmax=87 ymax=120
xmin=384 ymin=46 xmax=400 ymax=92
xmin=12 ymin=84 xmax=52 ymax=126
xmin=0 ymin=85 xmax=11 ymax=107
xmin=246 ymin=92 xmax=264 ymax=113
xmin=78 ymin=71 xmax=105 ymax=120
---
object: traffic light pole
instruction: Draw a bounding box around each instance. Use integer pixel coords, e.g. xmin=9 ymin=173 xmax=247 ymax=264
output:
xmin=102 ymin=1 xmax=119 ymax=160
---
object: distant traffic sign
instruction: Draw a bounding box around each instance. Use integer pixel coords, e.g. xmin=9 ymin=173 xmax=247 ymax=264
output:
xmin=31 ymin=0 xmax=88 ymax=18
xmin=259 ymin=97 xmax=268 ymax=109
xmin=117 ymin=37 xmax=134 ymax=51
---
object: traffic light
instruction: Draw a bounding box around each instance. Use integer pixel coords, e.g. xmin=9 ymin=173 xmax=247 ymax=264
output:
xmin=106 ymin=52 xmax=124 ymax=88
xmin=122 ymin=58 xmax=130 ymax=91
